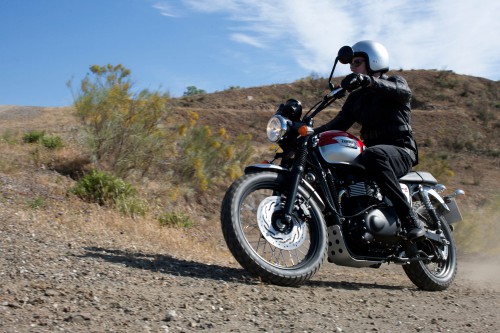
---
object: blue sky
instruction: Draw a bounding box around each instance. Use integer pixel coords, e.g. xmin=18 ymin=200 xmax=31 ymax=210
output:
xmin=1 ymin=0 xmax=499 ymax=107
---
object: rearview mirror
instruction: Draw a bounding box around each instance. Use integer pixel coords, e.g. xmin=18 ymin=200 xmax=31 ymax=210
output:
xmin=327 ymin=45 xmax=355 ymax=91
xmin=337 ymin=46 xmax=353 ymax=64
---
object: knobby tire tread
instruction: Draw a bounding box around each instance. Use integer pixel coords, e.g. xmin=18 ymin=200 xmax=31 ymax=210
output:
xmin=220 ymin=173 xmax=325 ymax=287
xmin=402 ymin=216 xmax=457 ymax=291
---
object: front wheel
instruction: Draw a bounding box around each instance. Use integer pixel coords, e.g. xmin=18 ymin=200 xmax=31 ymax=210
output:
xmin=403 ymin=205 xmax=457 ymax=291
xmin=221 ymin=172 xmax=327 ymax=286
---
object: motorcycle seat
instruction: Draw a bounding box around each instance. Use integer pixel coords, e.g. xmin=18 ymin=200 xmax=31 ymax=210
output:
xmin=399 ymin=171 xmax=437 ymax=185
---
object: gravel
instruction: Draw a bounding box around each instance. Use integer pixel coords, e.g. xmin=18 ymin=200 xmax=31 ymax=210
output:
xmin=1 ymin=189 xmax=499 ymax=333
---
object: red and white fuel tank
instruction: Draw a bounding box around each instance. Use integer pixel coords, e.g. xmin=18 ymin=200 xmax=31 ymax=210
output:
xmin=318 ymin=130 xmax=365 ymax=164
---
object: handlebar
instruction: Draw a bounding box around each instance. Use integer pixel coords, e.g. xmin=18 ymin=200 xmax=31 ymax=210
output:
xmin=303 ymin=86 xmax=346 ymax=122
xmin=329 ymin=86 xmax=345 ymax=98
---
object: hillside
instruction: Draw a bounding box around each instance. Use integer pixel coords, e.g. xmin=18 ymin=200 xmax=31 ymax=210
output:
xmin=1 ymin=70 xmax=499 ymax=332
xmin=170 ymin=70 xmax=499 ymax=207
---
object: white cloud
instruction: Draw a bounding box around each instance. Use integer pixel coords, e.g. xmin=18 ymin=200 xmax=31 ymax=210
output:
xmin=230 ymin=33 xmax=265 ymax=48
xmin=183 ymin=0 xmax=241 ymax=13
xmin=152 ymin=2 xmax=178 ymax=17
xmin=167 ymin=0 xmax=500 ymax=80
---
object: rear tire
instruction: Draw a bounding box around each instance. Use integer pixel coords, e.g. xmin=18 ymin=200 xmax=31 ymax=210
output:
xmin=221 ymin=172 xmax=327 ymax=286
xmin=403 ymin=208 xmax=457 ymax=291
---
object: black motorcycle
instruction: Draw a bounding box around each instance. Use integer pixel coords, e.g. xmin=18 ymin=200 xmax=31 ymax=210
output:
xmin=220 ymin=46 xmax=464 ymax=291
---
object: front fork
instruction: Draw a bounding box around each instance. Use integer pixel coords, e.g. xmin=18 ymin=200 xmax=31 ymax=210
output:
xmin=274 ymin=138 xmax=308 ymax=230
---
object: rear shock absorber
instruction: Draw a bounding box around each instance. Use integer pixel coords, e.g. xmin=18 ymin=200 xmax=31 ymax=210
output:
xmin=417 ymin=185 xmax=442 ymax=232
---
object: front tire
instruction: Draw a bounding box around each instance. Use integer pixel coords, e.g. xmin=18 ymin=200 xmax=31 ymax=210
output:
xmin=221 ymin=172 xmax=327 ymax=286
xmin=403 ymin=207 xmax=457 ymax=291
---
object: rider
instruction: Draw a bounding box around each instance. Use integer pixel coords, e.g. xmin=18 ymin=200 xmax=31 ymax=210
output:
xmin=314 ymin=40 xmax=425 ymax=240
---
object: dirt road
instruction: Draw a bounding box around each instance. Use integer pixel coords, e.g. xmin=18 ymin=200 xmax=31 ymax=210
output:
xmin=1 ymin=197 xmax=498 ymax=333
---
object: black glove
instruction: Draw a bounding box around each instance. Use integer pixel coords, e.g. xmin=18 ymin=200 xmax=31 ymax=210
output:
xmin=341 ymin=73 xmax=372 ymax=91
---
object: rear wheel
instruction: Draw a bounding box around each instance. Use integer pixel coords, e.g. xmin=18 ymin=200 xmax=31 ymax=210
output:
xmin=221 ymin=172 xmax=327 ymax=286
xmin=403 ymin=204 xmax=457 ymax=291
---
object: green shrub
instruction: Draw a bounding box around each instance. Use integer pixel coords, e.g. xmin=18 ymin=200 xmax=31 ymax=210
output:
xmin=158 ymin=211 xmax=193 ymax=228
xmin=70 ymin=64 xmax=256 ymax=195
xmin=70 ymin=64 xmax=170 ymax=178
xmin=174 ymin=111 xmax=254 ymax=192
xmin=476 ymin=109 xmax=495 ymax=124
xmin=23 ymin=130 xmax=45 ymax=143
xmin=28 ymin=196 xmax=46 ymax=209
xmin=183 ymin=86 xmax=206 ymax=96
xmin=414 ymin=153 xmax=454 ymax=183
xmin=71 ymin=170 xmax=145 ymax=216
xmin=41 ymin=135 xmax=64 ymax=150
xmin=1 ymin=129 xmax=18 ymax=144
xmin=435 ymin=70 xmax=458 ymax=89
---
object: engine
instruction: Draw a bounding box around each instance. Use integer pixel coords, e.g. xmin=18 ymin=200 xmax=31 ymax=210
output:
xmin=339 ymin=180 xmax=401 ymax=256
xmin=314 ymin=129 xmax=403 ymax=256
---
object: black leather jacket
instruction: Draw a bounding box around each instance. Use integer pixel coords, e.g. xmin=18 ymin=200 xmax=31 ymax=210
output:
xmin=314 ymin=74 xmax=418 ymax=165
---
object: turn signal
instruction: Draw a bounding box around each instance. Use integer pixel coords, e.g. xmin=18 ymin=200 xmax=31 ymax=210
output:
xmin=298 ymin=125 xmax=310 ymax=137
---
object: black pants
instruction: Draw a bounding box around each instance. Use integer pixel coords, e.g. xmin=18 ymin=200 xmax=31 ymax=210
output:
xmin=360 ymin=145 xmax=414 ymax=218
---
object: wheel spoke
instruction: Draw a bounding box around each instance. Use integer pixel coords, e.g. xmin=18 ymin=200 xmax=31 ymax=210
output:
xmin=221 ymin=172 xmax=327 ymax=286
xmin=237 ymin=188 xmax=316 ymax=269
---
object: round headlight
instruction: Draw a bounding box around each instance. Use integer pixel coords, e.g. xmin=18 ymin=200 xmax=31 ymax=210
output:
xmin=266 ymin=115 xmax=287 ymax=142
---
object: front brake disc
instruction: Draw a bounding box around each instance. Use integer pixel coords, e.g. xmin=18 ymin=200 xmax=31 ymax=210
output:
xmin=256 ymin=196 xmax=307 ymax=250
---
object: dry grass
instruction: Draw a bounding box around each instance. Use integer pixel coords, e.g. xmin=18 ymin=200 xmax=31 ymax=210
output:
xmin=5 ymin=169 xmax=234 ymax=266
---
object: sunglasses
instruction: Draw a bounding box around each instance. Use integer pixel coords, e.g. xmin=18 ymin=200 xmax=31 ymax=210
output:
xmin=350 ymin=59 xmax=365 ymax=67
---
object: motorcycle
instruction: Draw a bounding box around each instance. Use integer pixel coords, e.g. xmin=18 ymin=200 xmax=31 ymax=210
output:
xmin=220 ymin=45 xmax=465 ymax=291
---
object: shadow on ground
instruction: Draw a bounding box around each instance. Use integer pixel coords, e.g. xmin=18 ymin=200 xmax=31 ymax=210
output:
xmin=80 ymin=246 xmax=406 ymax=291
xmin=81 ymin=246 xmax=254 ymax=283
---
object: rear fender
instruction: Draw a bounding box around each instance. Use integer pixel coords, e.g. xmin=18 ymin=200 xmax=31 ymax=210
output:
xmin=425 ymin=187 xmax=448 ymax=211
xmin=418 ymin=186 xmax=466 ymax=224
xmin=244 ymin=164 xmax=325 ymax=211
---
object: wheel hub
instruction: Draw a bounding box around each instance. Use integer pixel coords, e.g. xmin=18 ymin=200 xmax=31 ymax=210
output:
xmin=256 ymin=196 xmax=306 ymax=250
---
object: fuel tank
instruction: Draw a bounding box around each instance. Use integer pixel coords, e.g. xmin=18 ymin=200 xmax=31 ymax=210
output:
xmin=318 ymin=130 xmax=365 ymax=164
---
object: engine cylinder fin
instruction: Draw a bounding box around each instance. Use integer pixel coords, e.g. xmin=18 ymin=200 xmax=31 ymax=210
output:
xmin=348 ymin=182 xmax=367 ymax=197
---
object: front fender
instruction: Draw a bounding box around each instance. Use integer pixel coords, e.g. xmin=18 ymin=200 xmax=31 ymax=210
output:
xmin=245 ymin=163 xmax=289 ymax=174
xmin=244 ymin=164 xmax=326 ymax=211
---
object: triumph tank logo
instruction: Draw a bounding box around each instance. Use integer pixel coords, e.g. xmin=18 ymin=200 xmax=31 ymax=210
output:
xmin=337 ymin=138 xmax=357 ymax=149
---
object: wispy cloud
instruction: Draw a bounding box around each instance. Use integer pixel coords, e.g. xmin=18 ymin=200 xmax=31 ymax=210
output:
xmin=230 ymin=33 xmax=266 ymax=48
xmin=182 ymin=0 xmax=241 ymax=13
xmin=152 ymin=2 xmax=178 ymax=17
xmin=164 ymin=0 xmax=500 ymax=80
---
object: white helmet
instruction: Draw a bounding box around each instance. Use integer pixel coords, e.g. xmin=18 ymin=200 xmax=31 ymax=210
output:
xmin=352 ymin=40 xmax=389 ymax=74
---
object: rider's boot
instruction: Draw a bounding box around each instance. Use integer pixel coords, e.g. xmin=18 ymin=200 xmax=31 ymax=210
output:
xmin=403 ymin=209 xmax=426 ymax=240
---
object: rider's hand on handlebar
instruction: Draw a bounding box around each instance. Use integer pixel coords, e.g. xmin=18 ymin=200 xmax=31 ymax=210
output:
xmin=341 ymin=73 xmax=372 ymax=92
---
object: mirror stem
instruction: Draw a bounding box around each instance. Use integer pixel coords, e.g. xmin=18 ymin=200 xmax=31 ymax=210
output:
xmin=328 ymin=58 xmax=339 ymax=91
